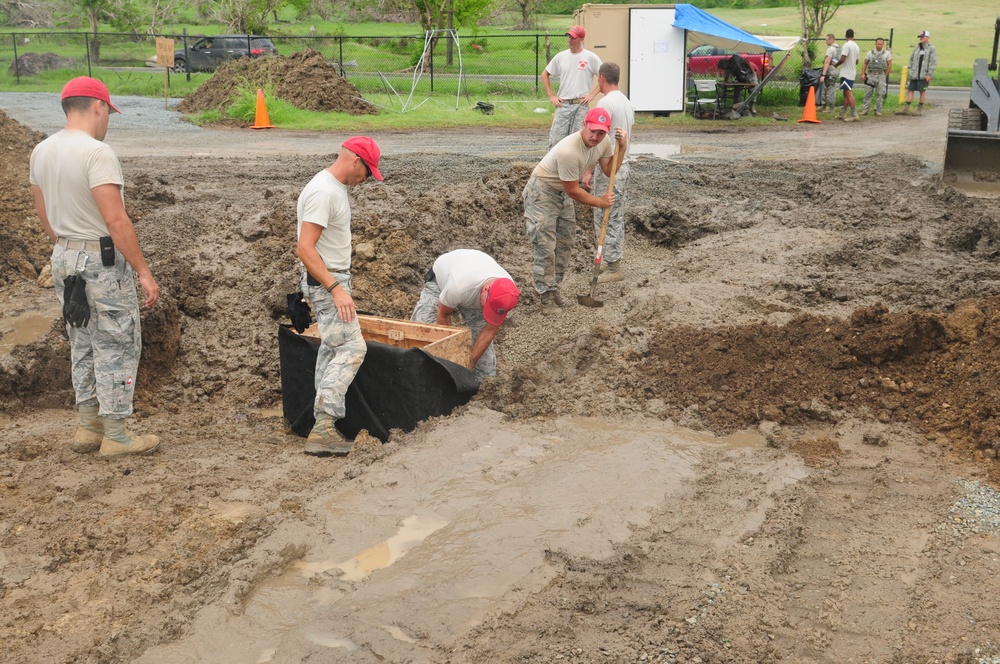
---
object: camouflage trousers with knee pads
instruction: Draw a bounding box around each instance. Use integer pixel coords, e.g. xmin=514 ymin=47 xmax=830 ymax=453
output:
xmin=411 ymin=279 xmax=496 ymax=381
xmin=302 ymin=272 xmax=367 ymax=421
xmin=51 ymin=245 xmax=141 ymax=418
xmin=591 ymin=161 xmax=631 ymax=264
xmin=523 ymin=176 xmax=576 ymax=295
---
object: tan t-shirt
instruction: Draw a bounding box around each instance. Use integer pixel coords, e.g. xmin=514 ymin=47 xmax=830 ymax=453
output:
xmin=531 ymin=131 xmax=613 ymax=191
xmin=296 ymin=168 xmax=352 ymax=271
xmin=29 ymin=129 xmax=124 ymax=239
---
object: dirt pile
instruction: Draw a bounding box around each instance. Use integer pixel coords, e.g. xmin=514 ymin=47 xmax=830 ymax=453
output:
xmin=176 ymin=49 xmax=376 ymax=116
xmin=0 ymin=110 xmax=47 ymax=285
xmin=7 ymin=52 xmax=77 ymax=76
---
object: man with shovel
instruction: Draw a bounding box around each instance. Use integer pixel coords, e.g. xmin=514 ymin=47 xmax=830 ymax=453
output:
xmin=410 ymin=249 xmax=520 ymax=382
xmin=523 ymin=107 xmax=626 ymax=314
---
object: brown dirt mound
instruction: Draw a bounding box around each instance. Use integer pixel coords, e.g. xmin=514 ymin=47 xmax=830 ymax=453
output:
xmin=176 ymin=49 xmax=376 ymax=116
xmin=0 ymin=110 xmax=48 ymax=285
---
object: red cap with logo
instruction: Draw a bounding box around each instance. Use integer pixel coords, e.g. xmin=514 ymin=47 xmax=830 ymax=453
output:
xmin=342 ymin=136 xmax=383 ymax=181
xmin=566 ymin=25 xmax=586 ymax=39
xmin=585 ymin=107 xmax=611 ymax=133
xmin=484 ymin=277 xmax=519 ymax=326
xmin=61 ymin=76 xmax=120 ymax=114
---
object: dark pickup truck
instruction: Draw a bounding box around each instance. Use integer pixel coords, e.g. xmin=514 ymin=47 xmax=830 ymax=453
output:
xmin=687 ymin=44 xmax=772 ymax=79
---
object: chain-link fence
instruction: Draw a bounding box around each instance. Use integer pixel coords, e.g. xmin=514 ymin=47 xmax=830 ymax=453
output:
xmin=0 ymin=30 xmax=577 ymax=98
xmin=0 ymin=30 xmax=898 ymax=102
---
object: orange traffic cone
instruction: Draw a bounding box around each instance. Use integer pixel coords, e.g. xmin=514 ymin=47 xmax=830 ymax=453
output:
xmin=797 ymin=86 xmax=821 ymax=124
xmin=251 ymin=88 xmax=274 ymax=129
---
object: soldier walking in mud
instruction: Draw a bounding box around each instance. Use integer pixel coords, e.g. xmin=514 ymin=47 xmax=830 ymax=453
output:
xmin=585 ymin=62 xmax=635 ymax=284
xmin=29 ymin=76 xmax=161 ymax=457
xmin=410 ymin=249 xmax=520 ymax=382
xmin=523 ymin=107 xmax=625 ymax=314
xmin=861 ymin=37 xmax=892 ymax=116
xmin=296 ymin=136 xmax=382 ymax=457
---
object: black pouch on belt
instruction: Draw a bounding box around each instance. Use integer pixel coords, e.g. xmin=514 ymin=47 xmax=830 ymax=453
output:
xmin=99 ymin=236 xmax=115 ymax=267
xmin=62 ymin=275 xmax=91 ymax=328
xmin=425 ymin=268 xmax=436 ymax=283
xmin=306 ymin=274 xmax=321 ymax=287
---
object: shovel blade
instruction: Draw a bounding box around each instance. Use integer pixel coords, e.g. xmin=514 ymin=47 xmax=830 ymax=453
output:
xmin=577 ymin=294 xmax=604 ymax=308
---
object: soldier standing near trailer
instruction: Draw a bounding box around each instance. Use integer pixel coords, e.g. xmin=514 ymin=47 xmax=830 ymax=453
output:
xmin=542 ymin=25 xmax=603 ymax=148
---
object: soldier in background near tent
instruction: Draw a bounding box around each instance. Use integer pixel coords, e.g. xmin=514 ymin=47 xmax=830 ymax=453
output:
xmin=295 ymin=135 xmax=382 ymax=457
xmin=411 ymin=249 xmax=520 ymax=383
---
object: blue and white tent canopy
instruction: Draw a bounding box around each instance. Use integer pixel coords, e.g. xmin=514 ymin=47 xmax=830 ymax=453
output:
xmin=674 ymin=3 xmax=782 ymax=53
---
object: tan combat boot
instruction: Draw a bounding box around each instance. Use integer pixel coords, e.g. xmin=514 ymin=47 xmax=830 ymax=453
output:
xmin=304 ymin=413 xmax=352 ymax=457
xmin=100 ymin=418 xmax=160 ymax=457
xmin=73 ymin=402 xmax=104 ymax=453
xmin=895 ymin=105 xmax=911 ymax=116
xmin=539 ymin=291 xmax=560 ymax=315
xmin=597 ymin=260 xmax=624 ymax=283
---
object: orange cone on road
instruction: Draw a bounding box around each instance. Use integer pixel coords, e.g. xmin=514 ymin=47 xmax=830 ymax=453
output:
xmin=797 ymin=86 xmax=821 ymax=124
xmin=251 ymin=88 xmax=274 ymax=129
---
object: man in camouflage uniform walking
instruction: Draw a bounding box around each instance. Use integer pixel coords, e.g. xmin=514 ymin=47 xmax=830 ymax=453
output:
xmin=522 ymin=107 xmax=624 ymax=314
xmin=30 ymin=77 xmax=161 ymax=457
xmin=819 ymin=34 xmax=841 ymax=113
xmin=296 ymin=136 xmax=382 ymax=457
xmin=861 ymin=37 xmax=892 ymax=116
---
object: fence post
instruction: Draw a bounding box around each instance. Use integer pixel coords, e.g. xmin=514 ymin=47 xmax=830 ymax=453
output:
xmin=430 ymin=36 xmax=434 ymax=92
xmin=535 ymin=34 xmax=540 ymax=94
xmin=85 ymin=33 xmax=91 ymax=76
xmin=184 ymin=28 xmax=190 ymax=82
xmin=339 ymin=36 xmax=344 ymax=78
xmin=12 ymin=33 xmax=18 ymax=84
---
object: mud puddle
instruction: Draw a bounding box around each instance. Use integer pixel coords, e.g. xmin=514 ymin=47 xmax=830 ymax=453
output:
xmin=135 ymin=408 xmax=797 ymax=663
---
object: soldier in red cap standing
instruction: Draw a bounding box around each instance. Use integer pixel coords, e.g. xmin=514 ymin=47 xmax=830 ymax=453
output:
xmin=410 ymin=249 xmax=520 ymax=382
xmin=296 ymin=136 xmax=383 ymax=457
xmin=30 ymin=76 xmax=162 ymax=457
xmin=522 ymin=107 xmax=626 ymax=313
xmin=542 ymin=24 xmax=603 ymax=147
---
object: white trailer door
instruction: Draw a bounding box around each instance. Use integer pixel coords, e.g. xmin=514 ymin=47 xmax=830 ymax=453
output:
xmin=628 ymin=6 xmax=686 ymax=112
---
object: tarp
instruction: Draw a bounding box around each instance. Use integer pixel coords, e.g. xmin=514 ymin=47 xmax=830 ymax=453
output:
xmin=278 ymin=325 xmax=479 ymax=443
xmin=674 ymin=4 xmax=781 ymax=53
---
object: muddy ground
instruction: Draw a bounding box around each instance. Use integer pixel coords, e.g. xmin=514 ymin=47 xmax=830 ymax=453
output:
xmin=4 ymin=91 xmax=1000 ymax=663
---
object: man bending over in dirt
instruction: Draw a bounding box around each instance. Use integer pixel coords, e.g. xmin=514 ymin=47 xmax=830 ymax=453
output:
xmin=410 ymin=249 xmax=520 ymax=382
xmin=523 ymin=107 xmax=625 ymax=314
xmin=30 ymin=77 xmax=161 ymax=457
xmin=296 ymin=136 xmax=382 ymax=457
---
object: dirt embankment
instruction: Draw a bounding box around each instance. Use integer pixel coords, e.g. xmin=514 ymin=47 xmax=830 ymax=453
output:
xmin=5 ymin=100 xmax=1000 ymax=663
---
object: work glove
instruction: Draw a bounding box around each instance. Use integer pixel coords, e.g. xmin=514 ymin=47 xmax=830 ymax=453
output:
xmin=286 ymin=292 xmax=312 ymax=333
xmin=63 ymin=275 xmax=91 ymax=328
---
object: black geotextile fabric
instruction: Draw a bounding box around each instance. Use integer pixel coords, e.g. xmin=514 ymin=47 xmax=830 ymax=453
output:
xmin=277 ymin=324 xmax=479 ymax=442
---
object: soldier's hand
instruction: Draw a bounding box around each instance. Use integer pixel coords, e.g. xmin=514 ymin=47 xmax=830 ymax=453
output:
xmin=333 ymin=287 xmax=357 ymax=323
xmin=601 ymin=190 xmax=615 ymax=208
xmin=138 ymin=273 xmax=159 ymax=308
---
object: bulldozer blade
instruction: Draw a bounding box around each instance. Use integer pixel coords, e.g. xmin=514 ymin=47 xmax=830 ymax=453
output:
xmin=943 ymin=128 xmax=1000 ymax=197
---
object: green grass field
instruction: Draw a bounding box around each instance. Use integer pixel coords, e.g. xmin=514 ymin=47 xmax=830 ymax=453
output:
xmin=0 ymin=1 xmax=993 ymax=130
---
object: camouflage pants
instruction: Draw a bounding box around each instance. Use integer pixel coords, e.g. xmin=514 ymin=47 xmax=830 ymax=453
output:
xmin=549 ymin=103 xmax=588 ymax=147
xmin=302 ymin=272 xmax=366 ymax=421
xmin=411 ymin=279 xmax=495 ymax=381
xmin=862 ymin=72 xmax=887 ymax=113
xmin=591 ymin=161 xmax=631 ymax=264
xmin=523 ymin=176 xmax=575 ymax=295
xmin=51 ymin=244 xmax=141 ymax=418
xmin=822 ymin=66 xmax=839 ymax=108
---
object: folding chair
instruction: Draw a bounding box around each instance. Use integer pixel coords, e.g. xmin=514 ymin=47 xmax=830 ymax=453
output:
xmin=693 ymin=79 xmax=720 ymax=120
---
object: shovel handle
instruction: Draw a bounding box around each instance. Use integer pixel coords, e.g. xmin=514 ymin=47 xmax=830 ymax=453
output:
xmin=594 ymin=139 xmax=621 ymax=261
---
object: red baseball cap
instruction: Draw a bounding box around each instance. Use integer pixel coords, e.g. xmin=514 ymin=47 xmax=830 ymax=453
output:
xmin=61 ymin=76 xmax=120 ymax=114
xmin=585 ymin=107 xmax=611 ymax=133
xmin=484 ymin=277 xmax=519 ymax=325
xmin=566 ymin=25 xmax=585 ymax=39
xmin=342 ymin=136 xmax=383 ymax=181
